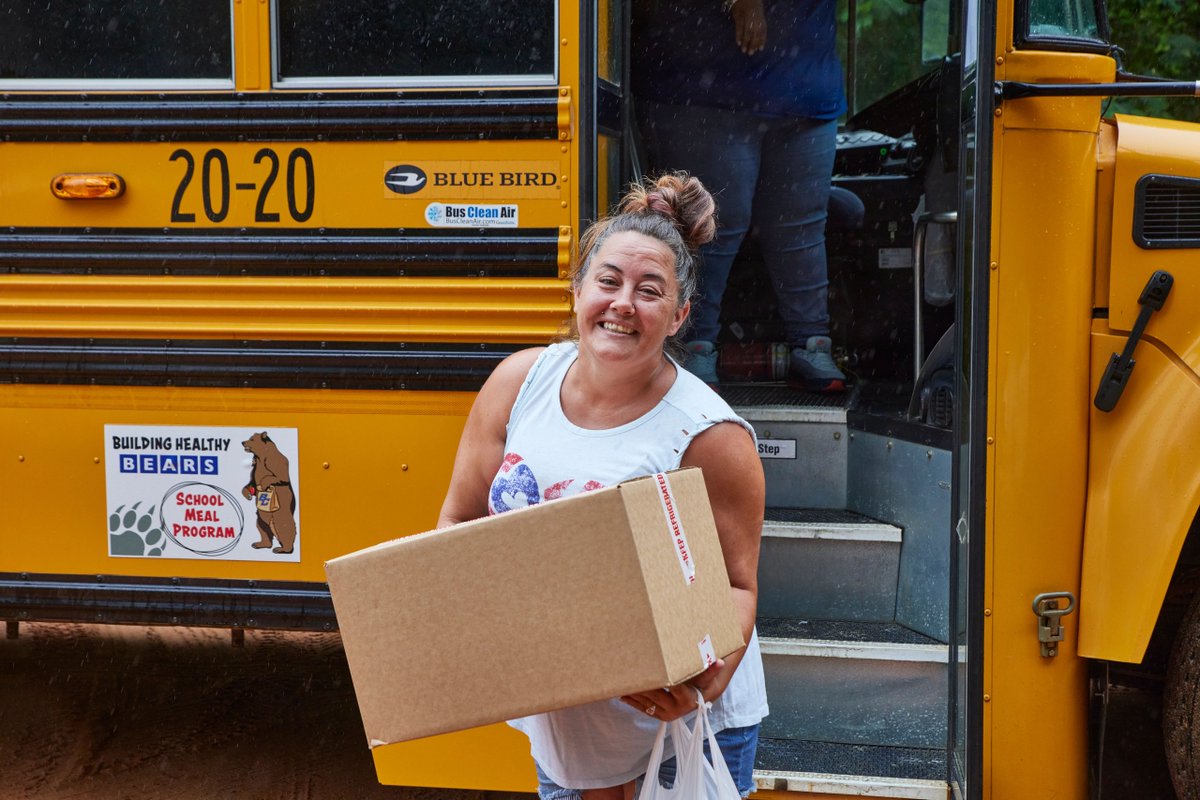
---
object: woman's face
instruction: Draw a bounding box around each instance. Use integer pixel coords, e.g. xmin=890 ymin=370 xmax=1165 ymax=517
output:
xmin=573 ymin=230 xmax=690 ymax=368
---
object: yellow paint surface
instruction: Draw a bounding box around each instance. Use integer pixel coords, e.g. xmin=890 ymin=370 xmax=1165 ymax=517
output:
xmin=0 ymin=140 xmax=571 ymax=230
xmin=0 ymin=384 xmax=473 ymax=582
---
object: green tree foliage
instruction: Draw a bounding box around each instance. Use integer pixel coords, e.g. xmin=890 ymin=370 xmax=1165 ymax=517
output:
xmin=1105 ymin=0 xmax=1200 ymax=122
xmin=838 ymin=0 xmax=931 ymax=115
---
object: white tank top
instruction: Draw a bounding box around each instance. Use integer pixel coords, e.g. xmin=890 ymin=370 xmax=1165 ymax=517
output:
xmin=489 ymin=342 xmax=769 ymax=790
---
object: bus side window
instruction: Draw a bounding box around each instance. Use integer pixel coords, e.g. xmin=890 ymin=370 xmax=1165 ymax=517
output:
xmin=0 ymin=0 xmax=232 ymax=84
xmin=275 ymin=0 xmax=557 ymax=87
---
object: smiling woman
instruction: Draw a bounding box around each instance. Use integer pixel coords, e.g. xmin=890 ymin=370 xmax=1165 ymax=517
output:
xmin=436 ymin=173 xmax=767 ymax=800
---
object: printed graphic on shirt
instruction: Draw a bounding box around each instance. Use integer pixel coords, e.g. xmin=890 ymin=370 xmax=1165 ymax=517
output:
xmin=489 ymin=454 xmax=609 ymax=514
xmin=542 ymin=478 xmax=604 ymax=501
xmin=489 ymin=453 xmax=541 ymax=514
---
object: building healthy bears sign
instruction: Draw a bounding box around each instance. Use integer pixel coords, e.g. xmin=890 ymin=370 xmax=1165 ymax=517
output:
xmin=104 ymin=425 xmax=300 ymax=562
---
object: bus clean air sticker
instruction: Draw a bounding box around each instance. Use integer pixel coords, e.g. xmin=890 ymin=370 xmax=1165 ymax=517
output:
xmin=699 ymin=634 xmax=717 ymax=669
xmin=105 ymin=425 xmax=300 ymax=562
xmin=424 ymin=202 xmax=518 ymax=228
xmin=654 ymin=472 xmax=696 ymax=585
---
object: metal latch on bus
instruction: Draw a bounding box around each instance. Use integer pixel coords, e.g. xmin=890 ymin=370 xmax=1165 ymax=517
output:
xmin=1094 ymin=270 xmax=1173 ymax=412
xmin=1032 ymin=592 xmax=1076 ymax=658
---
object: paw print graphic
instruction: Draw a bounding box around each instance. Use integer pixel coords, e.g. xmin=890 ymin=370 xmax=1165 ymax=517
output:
xmin=108 ymin=502 xmax=165 ymax=557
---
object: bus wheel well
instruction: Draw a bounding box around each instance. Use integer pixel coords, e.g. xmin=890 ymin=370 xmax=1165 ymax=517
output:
xmin=1130 ymin=509 xmax=1200 ymax=683
xmin=1165 ymin=586 xmax=1200 ymax=797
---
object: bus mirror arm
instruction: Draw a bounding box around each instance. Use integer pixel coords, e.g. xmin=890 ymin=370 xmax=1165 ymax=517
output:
xmin=1093 ymin=270 xmax=1174 ymax=412
xmin=996 ymin=80 xmax=1200 ymax=103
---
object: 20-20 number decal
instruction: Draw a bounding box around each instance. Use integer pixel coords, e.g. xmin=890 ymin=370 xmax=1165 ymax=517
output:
xmin=169 ymin=147 xmax=315 ymax=224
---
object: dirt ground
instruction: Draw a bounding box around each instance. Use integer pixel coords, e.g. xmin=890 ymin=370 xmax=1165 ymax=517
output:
xmin=2 ymin=620 xmax=1181 ymax=800
xmin=0 ymin=622 xmax=534 ymax=800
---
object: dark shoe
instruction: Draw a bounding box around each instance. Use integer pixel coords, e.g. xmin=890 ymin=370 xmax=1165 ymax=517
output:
xmin=682 ymin=340 xmax=719 ymax=387
xmin=789 ymin=336 xmax=846 ymax=393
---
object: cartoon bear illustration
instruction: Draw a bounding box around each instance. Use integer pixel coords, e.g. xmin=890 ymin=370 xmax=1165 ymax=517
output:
xmin=241 ymin=432 xmax=298 ymax=554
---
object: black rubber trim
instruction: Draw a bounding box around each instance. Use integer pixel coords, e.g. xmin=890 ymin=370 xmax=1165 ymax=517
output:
xmin=0 ymin=228 xmax=558 ymax=277
xmin=0 ymin=572 xmax=335 ymax=631
xmin=0 ymin=91 xmax=560 ymax=142
xmin=0 ymin=339 xmax=521 ymax=390
xmin=598 ymin=80 xmax=622 ymax=135
xmin=578 ymin=0 xmax=598 ymax=225
xmin=847 ymin=410 xmax=953 ymax=450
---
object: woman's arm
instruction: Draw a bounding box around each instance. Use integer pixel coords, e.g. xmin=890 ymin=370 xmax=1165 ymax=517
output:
xmin=622 ymin=420 xmax=764 ymax=720
xmin=436 ymin=348 xmax=544 ymax=528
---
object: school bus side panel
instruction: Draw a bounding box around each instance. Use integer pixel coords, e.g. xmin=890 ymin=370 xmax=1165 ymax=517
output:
xmin=1078 ymin=116 xmax=1200 ymax=663
xmin=0 ymin=384 xmax=472 ymax=584
xmin=985 ymin=48 xmax=1113 ymax=800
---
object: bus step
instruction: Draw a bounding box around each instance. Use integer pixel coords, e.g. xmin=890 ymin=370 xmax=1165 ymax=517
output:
xmin=757 ymin=618 xmax=947 ymax=749
xmin=753 ymin=736 xmax=946 ymax=798
xmin=724 ymin=384 xmax=856 ymax=509
xmin=758 ymin=509 xmax=901 ymax=622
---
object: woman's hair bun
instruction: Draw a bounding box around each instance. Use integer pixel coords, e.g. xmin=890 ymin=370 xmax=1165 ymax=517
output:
xmin=615 ymin=172 xmax=716 ymax=253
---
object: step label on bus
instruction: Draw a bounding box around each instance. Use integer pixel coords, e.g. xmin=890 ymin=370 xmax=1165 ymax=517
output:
xmin=104 ymin=425 xmax=301 ymax=562
xmin=757 ymin=439 xmax=797 ymax=459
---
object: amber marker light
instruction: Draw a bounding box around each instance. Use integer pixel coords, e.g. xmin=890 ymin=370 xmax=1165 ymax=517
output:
xmin=50 ymin=173 xmax=126 ymax=199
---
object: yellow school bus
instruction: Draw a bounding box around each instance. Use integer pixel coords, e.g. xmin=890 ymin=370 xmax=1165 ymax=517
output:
xmin=2 ymin=1 xmax=1199 ymax=798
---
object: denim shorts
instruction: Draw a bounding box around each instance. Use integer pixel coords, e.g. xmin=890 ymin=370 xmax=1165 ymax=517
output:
xmin=534 ymin=723 xmax=760 ymax=800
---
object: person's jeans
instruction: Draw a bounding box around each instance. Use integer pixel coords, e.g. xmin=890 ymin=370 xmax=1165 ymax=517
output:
xmin=638 ymin=100 xmax=837 ymax=345
xmin=533 ymin=723 xmax=760 ymax=799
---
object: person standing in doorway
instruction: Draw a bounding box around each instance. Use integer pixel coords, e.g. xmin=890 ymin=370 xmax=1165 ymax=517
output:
xmin=633 ymin=0 xmax=847 ymax=392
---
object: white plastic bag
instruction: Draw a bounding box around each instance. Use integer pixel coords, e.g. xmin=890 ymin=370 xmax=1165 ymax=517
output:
xmin=636 ymin=694 xmax=741 ymax=800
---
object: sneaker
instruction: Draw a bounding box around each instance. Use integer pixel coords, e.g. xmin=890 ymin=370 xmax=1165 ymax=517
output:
xmin=682 ymin=340 xmax=719 ymax=387
xmin=789 ymin=336 xmax=846 ymax=393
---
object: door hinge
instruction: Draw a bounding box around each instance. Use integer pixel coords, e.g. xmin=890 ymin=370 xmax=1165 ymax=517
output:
xmin=556 ymin=86 xmax=573 ymax=142
xmin=1033 ymin=591 xmax=1076 ymax=657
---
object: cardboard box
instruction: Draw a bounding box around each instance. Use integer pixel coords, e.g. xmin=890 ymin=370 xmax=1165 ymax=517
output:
xmin=326 ymin=467 xmax=744 ymax=747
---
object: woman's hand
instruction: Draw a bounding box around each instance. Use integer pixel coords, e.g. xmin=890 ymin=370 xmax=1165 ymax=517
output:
xmin=619 ymin=659 xmax=728 ymax=722
xmin=732 ymin=0 xmax=767 ymax=55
